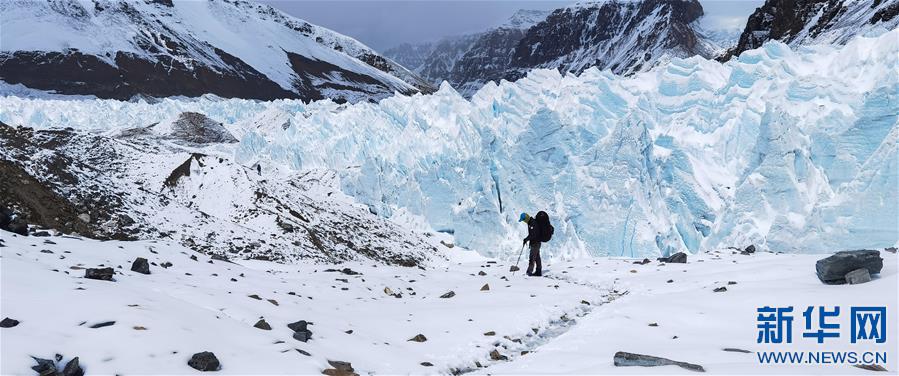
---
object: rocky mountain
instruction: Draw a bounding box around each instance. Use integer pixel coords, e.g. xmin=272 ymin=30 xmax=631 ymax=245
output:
xmin=387 ymin=1 xmax=717 ymax=97
xmin=0 ymin=0 xmax=433 ymax=102
xmin=0 ymin=114 xmax=439 ymax=266
xmin=722 ymin=0 xmax=899 ymax=59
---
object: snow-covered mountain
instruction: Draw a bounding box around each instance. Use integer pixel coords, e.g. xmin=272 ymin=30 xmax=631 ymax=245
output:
xmin=387 ymin=1 xmax=717 ymax=97
xmin=4 ymin=30 xmax=896 ymax=258
xmin=0 ymin=0 xmax=432 ymax=102
xmin=722 ymin=0 xmax=899 ymax=58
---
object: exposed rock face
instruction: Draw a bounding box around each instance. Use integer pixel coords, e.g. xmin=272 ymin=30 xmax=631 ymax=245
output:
xmin=722 ymin=0 xmax=899 ymax=59
xmin=815 ymin=250 xmax=883 ymax=284
xmin=613 ymin=351 xmax=706 ymax=372
xmin=0 ymin=122 xmax=439 ymax=266
xmin=0 ymin=0 xmax=426 ymax=102
xmin=164 ymin=112 xmax=238 ymax=144
xmin=845 ymin=268 xmax=872 ymax=284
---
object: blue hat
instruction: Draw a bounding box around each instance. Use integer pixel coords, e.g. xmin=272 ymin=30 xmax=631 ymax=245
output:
xmin=519 ymin=212 xmax=530 ymax=222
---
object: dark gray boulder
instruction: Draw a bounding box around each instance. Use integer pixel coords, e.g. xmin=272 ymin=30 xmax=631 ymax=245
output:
xmin=131 ymin=257 xmax=150 ymax=275
xmin=84 ymin=267 xmax=115 ymax=281
xmin=658 ymin=252 xmax=687 ymax=263
xmin=815 ymin=250 xmax=882 ymax=284
xmin=287 ymin=320 xmax=309 ymax=332
xmin=188 ymin=351 xmax=221 ymax=371
xmin=292 ymin=329 xmax=312 ymax=342
xmin=742 ymin=245 xmax=756 ymax=255
xmin=31 ymin=356 xmax=57 ymax=376
xmin=0 ymin=317 xmax=19 ymax=328
xmin=613 ymin=351 xmax=705 ymax=372
xmin=845 ymin=268 xmax=872 ymax=285
xmin=254 ymin=319 xmax=271 ymax=330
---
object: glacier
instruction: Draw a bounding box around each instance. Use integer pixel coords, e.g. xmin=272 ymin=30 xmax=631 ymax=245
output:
xmin=1 ymin=30 xmax=897 ymax=259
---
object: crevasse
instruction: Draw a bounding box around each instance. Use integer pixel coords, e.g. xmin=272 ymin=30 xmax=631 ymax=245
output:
xmin=1 ymin=31 xmax=897 ymax=258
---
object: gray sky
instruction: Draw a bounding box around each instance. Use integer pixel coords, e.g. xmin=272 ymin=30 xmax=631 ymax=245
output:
xmin=259 ymin=0 xmax=764 ymax=51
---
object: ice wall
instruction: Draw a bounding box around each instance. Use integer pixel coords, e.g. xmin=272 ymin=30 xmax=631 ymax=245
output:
xmin=2 ymin=31 xmax=897 ymax=258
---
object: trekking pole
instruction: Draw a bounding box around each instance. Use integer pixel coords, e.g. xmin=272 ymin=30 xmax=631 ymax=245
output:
xmin=510 ymin=243 xmax=525 ymax=274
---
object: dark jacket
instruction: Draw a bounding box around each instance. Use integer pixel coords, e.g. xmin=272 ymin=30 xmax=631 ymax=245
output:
xmin=524 ymin=218 xmax=541 ymax=244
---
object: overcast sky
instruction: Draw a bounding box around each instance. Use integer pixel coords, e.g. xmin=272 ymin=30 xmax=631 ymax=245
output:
xmin=259 ymin=0 xmax=764 ymax=51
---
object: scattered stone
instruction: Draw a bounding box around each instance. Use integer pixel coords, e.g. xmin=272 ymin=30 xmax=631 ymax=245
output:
xmin=322 ymin=360 xmax=357 ymax=376
xmin=658 ymin=252 xmax=687 ymax=263
xmin=483 ymin=331 xmax=495 ymax=336
xmin=160 ymin=262 xmax=173 ymax=268
xmin=613 ymin=351 xmax=705 ymax=372
xmin=0 ymin=317 xmax=20 ymax=328
xmin=854 ymin=364 xmax=888 ymax=372
xmin=62 ymin=357 xmax=84 ymax=376
xmin=521 ymin=351 xmax=529 ymax=355
xmin=713 ymin=287 xmax=727 ymax=293
xmin=816 ymin=250 xmax=883 ymax=284
xmin=188 ymin=351 xmax=221 ymax=371
xmin=846 ymin=268 xmax=873 ymax=285
xmin=420 ymin=362 xmax=433 ymax=367
xmin=667 ymin=279 xmax=674 ymax=283
xmin=190 ymin=255 xmax=198 ymax=261
xmin=581 ymin=300 xmax=591 ymax=305
xmin=40 ymin=249 xmax=53 ymax=253
xmin=287 ymin=320 xmax=309 ymax=332
xmin=131 ymin=257 xmax=150 ymax=274
xmin=31 ymin=356 xmax=57 ymax=376
xmin=722 ymin=348 xmax=752 ymax=353
xmin=742 ymin=245 xmax=756 ymax=255
xmin=288 ymin=320 xmax=313 ymax=342
xmin=885 ymin=247 xmax=897 ymax=254
xmin=478 ymin=271 xmax=487 ymax=276
xmin=133 ymin=326 xmax=147 ymax=330
xmin=480 ymin=284 xmax=490 ymax=291
xmin=727 ymin=281 xmax=737 ymax=285
xmin=633 ymin=258 xmax=651 ymax=265
xmin=292 ymin=329 xmax=312 ymax=342
xmin=345 ymin=330 xmax=353 ymax=334
xmin=254 ymin=319 xmax=272 ymax=330
xmin=84 ymin=267 xmax=115 ymax=281
xmin=489 ymin=349 xmax=508 ymax=361
xmin=267 ymin=299 xmax=279 ymax=306
xmin=509 ymin=265 xmax=520 ymax=272
xmin=440 ymin=291 xmax=456 ymax=299
xmin=408 ymin=334 xmax=428 ymax=342
xmin=295 ymin=349 xmax=311 ymax=356
xmin=648 ymin=323 xmax=659 ymax=327
xmin=89 ymin=321 xmax=115 ymax=328
xmin=248 ymin=294 xmax=262 ymax=300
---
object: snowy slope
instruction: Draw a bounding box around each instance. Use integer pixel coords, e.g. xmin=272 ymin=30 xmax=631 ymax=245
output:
xmin=2 ymin=31 xmax=897 ymax=259
xmin=0 ymin=0 xmax=428 ymax=102
xmin=723 ymin=0 xmax=899 ymax=58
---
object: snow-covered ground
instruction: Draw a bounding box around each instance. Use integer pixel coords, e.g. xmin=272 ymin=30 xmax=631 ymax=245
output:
xmin=2 ymin=231 xmax=896 ymax=374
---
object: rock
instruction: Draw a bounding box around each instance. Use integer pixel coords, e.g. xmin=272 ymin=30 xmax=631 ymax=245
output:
xmin=420 ymin=362 xmax=433 ymax=367
xmin=440 ymin=291 xmax=455 ymax=298
xmin=0 ymin=317 xmax=20 ymax=328
xmin=722 ymin=348 xmax=752 ymax=353
xmin=248 ymin=294 xmax=261 ymax=300
xmin=816 ymin=250 xmax=883 ymax=284
xmin=188 ymin=351 xmax=221 ymax=371
xmin=657 ymin=252 xmax=687 ymax=263
xmin=854 ymin=364 xmax=888 ymax=372
xmin=713 ymin=287 xmax=727 ymax=293
xmin=287 ymin=320 xmax=309 ymax=332
xmin=509 ymin=265 xmax=520 ymax=272
xmin=846 ymin=268 xmax=872 ymax=285
xmin=489 ymin=349 xmax=508 ymax=361
xmin=167 ymin=112 xmax=238 ymax=144
xmin=89 ymin=321 xmax=116 ymax=328
xmin=62 ymin=357 xmax=84 ymax=376
xmin=84 ymin=267 xmax=115 ymax=281
xmin=885 ymin=247 xmax=897 ymax=254
xmin=633 ymin=258 xmax=651 ymax=265
xmin=648 ymin=323 xmax=659 ymax=327
xmin=581 ymin=300 xmax=591 ymax=305
xmin=295 ymin=349 xmax=311 ymax=356
xmin=322 ymin=360 xmax=358 ymax=376
xmin=613 ymin=351 xmax=705 ymax=372
xmin=483 ymin=331 xmax=495 ymax=336
xmin=478 ymin=271 xmax=487 ymax=276
xmin=293 ymin=330 xmax=312 ymax=342
xmin=480 ymin=284 xmax=490 ymax=291
xmin=267 ymin=299 xmax=279 ymax=306
xmin=131 ymin=257 xmax=150 ymax=274
xmin=727 ymin=281 xmax=737 ymax=285
xmin=408 ymin=334 xmax=427 ymax=342
xmin=667 ymin=279 xmax=674 ymax=283
xmin=743 ymin=245 xmax=756 ymax=254
xmin=31 ymin=356 xmax=57 ymax=376
xmin=254 ymin=319 xmax=271 ymax=330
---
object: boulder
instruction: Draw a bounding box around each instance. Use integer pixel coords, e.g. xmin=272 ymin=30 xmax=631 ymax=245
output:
xmin=658 ymin=252 xmax=687 ymax=263
xmin=742 ymin=245 xmax=756 ymax=255
xmin=293 ymin=330 xmax=312 ymax=342
xmin=439 ymin=291 xmax=456 ymax=298
xmin=408 ymin=334 xmax=427 ymax=342
xmin=815 ymin=250 xmax=882 ymax=284
xmin=480 ymin=284 xmax=490 ymax=291
xmin=287 ymin=320 xmax=309 ymax=332
xmin=84 ymin=267 xmax=115 ymax=281
xmin=489 ymin=349 xmax=508 ymax=361
xmin=131 ymin=257 xmax=150 ymax=274
xmin=0 ymin=317 xmax=19 ymax=328
xmin=613 ymin=351 xmax=705 ymax=372
xmin=253 ymin=319 xmax=271 ymax=330
xmin=188 ymin=351 xmax=221 ymax=371
xmin=31 ymin=356 xmax=57 ymax=376
xmin=845 ymin=268 xmax=872 ymax=285
xmin=322 ymin=360 xmax=358 ymax=376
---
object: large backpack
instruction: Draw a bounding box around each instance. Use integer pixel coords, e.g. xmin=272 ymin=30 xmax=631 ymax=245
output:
xmin=535 ymin=211 xmax=554 ymax=242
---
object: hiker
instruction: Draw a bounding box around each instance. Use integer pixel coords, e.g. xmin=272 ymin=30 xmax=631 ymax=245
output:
xmin=519 ymin=211 xmax=553 ymax=277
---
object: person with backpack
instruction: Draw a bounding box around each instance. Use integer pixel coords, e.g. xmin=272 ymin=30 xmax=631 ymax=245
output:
xmin=519 ymin=211 xmax=553 ymax=277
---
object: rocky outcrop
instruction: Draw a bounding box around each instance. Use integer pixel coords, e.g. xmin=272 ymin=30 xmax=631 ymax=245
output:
xmin=815 ymin=250 xmax=883 ymax=284
xmin=613 ymin=351 xmax=705 ymax=372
